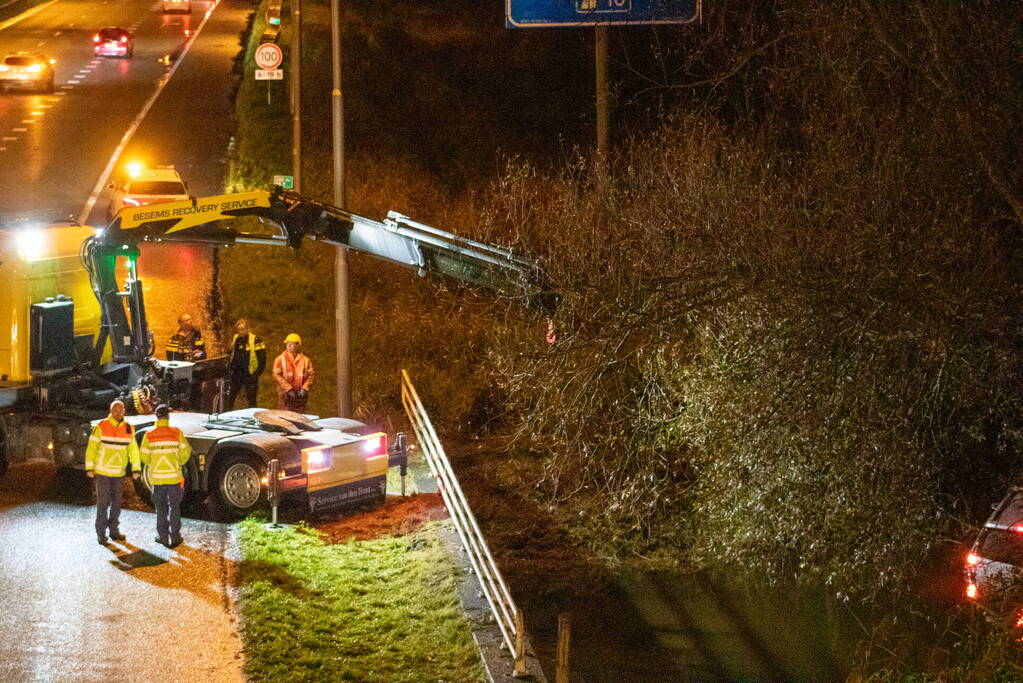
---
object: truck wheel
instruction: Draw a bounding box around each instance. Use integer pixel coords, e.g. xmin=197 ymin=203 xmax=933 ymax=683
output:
xmin=214 ymin=453 xmax=267 ymax=520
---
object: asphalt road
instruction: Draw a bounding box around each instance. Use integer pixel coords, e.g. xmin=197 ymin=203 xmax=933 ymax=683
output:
xmin=0 ymin=463 xmax=244 ymax=681
xmin=0 ymin=0 xmax=251 ymax=353
xmin=0 ymin=0 xmax=250 ymax=678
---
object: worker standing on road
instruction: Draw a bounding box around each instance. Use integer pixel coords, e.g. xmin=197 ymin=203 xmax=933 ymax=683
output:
xmin=272 ymin=333 xmax=314 ymax=412
xmin=166 ymin=313 xmax=207 ymax=362
xmin=85 ymin=399 xmax=140 ymax=545
xmin=227 ymin=319 xmax=267 ymax=410
xmin=139 ymin=404 xmax=192 ymax=548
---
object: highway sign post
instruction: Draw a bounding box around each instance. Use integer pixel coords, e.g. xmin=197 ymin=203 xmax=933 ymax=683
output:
xmin=506 ymin=0 xmax=700 ymax=171
xmin=255 ymin=43 xmax=285 ymax=104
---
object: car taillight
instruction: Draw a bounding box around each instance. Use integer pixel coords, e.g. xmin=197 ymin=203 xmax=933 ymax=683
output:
xmin=966 ymin=583 xmax=978 ymax=599
xmin=27 ymin=64 xmax=42 ymax=73
xmin=120 ymin=36 xmax=127 ymax=43
xmin=93 ymin=34 xmax=100 ymax=42
xmin=966 ymin=553 xmax=980 ymax=566
xmin=362 ymin=434 xmax=387 ymax=457
xmin=302 ymin=447 xmax=333 ymax=473
xmin=0 ymin=65 xmax=9 ymax=72
xmin=122 ymin=197 xmax=141 ymax=207
xmin=1012 ymin=523 xmax=1023 ymax=534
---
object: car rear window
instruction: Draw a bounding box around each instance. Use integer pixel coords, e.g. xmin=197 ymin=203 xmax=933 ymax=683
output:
xmin=978 ymin=529 xmax=1023 ymax=566
xmin=4 ymin=57 xmax=35 ymax=66
xmin=99 ymin=30 xmax=125 ymax=39
xmin=991 ymin=491 xmax=1023 ymax=527
xmin=128 ymin=181 xmax=185 ymax=195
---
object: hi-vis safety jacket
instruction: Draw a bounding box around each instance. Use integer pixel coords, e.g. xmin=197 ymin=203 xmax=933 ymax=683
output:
xmin=85 ymin=417 xmax=141 ymax=477
xmin=139 ymin=419 xmax=192 ymax=486
xmin=272 ymin=351 xmax=314 ymax=395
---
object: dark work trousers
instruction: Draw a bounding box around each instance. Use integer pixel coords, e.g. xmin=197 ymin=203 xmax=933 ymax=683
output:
xmin=227 ymin=375 xmax=259 ymax=410
xmin=94 ymin=474 xmax=124 ymax=540
xmin=152 ymin=483 xmax=184 ymax=544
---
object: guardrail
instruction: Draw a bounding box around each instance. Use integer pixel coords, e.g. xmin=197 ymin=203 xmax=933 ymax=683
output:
xmin=400 ymin=369 xmax=526 ymax=677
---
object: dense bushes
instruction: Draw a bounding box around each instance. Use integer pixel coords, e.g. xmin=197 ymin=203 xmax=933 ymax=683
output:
xmin=482 ymin=1 xmax=1023 ymax=593
xmin=225 ymin=0 xmax=1023 ymax=597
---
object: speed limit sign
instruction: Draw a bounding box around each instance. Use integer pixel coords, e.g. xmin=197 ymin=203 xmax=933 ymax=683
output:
xmin=255 ymin=42 xmax=283 ymax=70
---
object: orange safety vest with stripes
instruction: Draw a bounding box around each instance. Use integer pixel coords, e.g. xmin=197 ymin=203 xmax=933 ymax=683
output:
xmin=272 ymin=351 xmax=314 ymax=394
xmin=85 ymin=417 xmax=141 ymax=477
xmin=139 ymin=420 xmax=192 ymax=486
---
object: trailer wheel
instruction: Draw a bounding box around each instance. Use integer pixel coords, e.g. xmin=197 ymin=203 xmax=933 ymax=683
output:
xmin=214 ymin=453 xmax=267 ymax=520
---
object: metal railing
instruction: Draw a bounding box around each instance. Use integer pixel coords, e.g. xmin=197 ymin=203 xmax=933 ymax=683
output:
xmin=401 ymin=369 xmax=526 ymax=677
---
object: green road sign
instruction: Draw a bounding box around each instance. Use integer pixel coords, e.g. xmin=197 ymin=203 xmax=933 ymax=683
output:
xmin=273 ymin=175 xmax=294 ymax=190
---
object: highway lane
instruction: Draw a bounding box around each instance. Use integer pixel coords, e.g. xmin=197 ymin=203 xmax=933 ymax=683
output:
xmin=0 ymin=0 xmax=212 ymax=218
xmin=0 ymin=0 xmax=251 ymax=355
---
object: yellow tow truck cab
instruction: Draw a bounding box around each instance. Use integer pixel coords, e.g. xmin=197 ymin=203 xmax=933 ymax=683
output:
xmin=0 ymin=224 xmax=102 ymax=385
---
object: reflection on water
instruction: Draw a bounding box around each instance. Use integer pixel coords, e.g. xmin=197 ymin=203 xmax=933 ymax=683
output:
xmin=520 ymin=567 xmax=861 ymax=682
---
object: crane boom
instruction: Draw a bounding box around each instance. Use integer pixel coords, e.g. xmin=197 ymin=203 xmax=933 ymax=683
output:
xmin=86 ymin=187 xmax=554 ymax=363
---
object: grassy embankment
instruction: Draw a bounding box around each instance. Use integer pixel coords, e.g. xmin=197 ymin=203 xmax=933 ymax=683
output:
xmin=226 ymin=7 xmax=487 ymax=680
xmin=237 ymin=519 xmax=484 ymax=682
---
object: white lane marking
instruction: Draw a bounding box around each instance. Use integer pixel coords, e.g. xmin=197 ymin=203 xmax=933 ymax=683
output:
xmin=3 ymin=136 xmax=17 ymax=141
xmin=53 ymin=30 xmax=61 ymax=36
xmin=37 ymin=41 xmax=45 ymax=46
xmin=0 ymin=0 xmax=60 ymax=31
xmin=0 ymin=147 xmax=6 ymax=152
xmin=80 ymin=0 xmax=222 ymax=222
xmin=59 ymin=85 xmax=73 ymax=90
xmin=12 ymin=127 xmax=26 ymax=132
xmin=55 ymin=91 xmax=66 ymax=96
xmin=67 ymin=79 xmax=80 ymax=84
xmin=30 ymin=111 xmax=44 ymax=116
xmin=37 ymin=104 xmax=52 ymax=108
xmin=20 ymin=120 xmax=34 ymax=124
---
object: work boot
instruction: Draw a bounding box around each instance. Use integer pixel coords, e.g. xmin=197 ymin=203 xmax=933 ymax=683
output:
xmin=154 ymin=536 xmax=169 ymax=547
xmin=110 ymin=531 xmax=126 ymax=541
xmin=169 ymin=537 xmax=183 ymax=548
xmin=97 ymin=537 xmax=108 ymax=545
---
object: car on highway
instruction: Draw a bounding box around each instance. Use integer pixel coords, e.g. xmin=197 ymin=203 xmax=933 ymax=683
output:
xmin=965 ymin=486 xmax=1023 ymax=603
xmin=107 ymin=164 xmax=190 ymax=220
xmin=93 ymin=27 xmax=134 ymax=58
xmin=0 ymin=53 xmax=55 ymax=94
xmin=162 ymin=0 xmax=192 ymax=13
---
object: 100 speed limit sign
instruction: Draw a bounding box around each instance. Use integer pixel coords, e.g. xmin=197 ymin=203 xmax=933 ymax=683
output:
xmin=255 ymin=43 xmax=283 ymax=70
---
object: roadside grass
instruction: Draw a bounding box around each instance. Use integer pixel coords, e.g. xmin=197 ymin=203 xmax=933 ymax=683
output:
xmin=237 ymin=518 xmax=484 ymax=682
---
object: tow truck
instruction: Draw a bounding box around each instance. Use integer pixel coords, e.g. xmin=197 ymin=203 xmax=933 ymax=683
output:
xmin=0 ymin=187 xmax=549 ymax=518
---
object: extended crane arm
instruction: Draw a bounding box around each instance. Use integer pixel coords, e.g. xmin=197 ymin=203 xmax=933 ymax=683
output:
xmin=104 ymin=187 xmax=552 ymax=306
xmin=85 ymin=188 xmax=554 ymax=363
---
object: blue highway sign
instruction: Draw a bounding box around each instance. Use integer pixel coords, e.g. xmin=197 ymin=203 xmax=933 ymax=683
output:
xmin=507 ymin=0 xmax=699 ymax=28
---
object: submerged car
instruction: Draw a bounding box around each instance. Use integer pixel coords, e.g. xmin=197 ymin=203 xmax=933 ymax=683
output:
xmin=94 ymin=27 xmax=134 ymax=58
xmin=964 ymin=486 xmax=1023 ymax=602
xmin=0 ymin=53 xmax=55 ymax=93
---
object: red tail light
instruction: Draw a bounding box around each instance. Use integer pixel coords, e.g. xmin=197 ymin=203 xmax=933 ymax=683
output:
xmin=966 ymin=583 xmax=978 ymax=599
xmin=93 ymin=34 xmax=100 ymax=42
xmin=120 ymin=36 xmax=127 ymax=43
xmin=966 ymin=553 xmax=980 ymax=566
xmin=1012 ymin=523 xmax=1023 ymax=534
xmin=362 ymin=434 xmax=387 ymax=456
